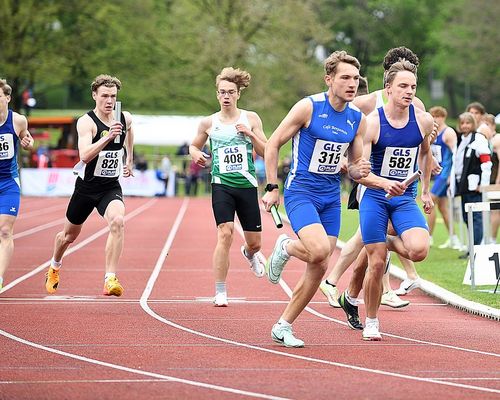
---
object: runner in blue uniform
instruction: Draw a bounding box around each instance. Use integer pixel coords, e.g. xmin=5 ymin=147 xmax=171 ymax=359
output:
xmin=0 ymin=79 xmax=34 ymax=290
xmin=357 ymin=60 xmax=434 ymax=340
xmin=45 ymin=75 xmax=134 ymax=297
xmin=427 ymin=106 xmax=457 ymax=249
xmin=262 ymin=51 xmax=371 ymax=347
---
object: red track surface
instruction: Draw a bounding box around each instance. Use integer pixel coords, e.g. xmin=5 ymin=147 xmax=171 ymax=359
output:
xmin=0 ymin=197 xmax=499 ymax=400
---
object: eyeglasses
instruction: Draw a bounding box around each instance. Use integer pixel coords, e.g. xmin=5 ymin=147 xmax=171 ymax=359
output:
xmin=217 ymin=89 xmax=237 ymax=96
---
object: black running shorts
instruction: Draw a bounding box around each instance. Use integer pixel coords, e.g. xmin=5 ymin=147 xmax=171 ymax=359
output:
xmin=66 ymin=181 xmax=123 ymax=225
xmin=211 ymin=183 xmax=262 ymax=232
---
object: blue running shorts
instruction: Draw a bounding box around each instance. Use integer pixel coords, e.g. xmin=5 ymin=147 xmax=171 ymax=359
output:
xmin=360 ymin=188 xmax=428 ymax=245
xmin=284 ymin=188 xmax=341 ymax=237
xmin=430 ymin=176 xmax=448 ymax=198
xmin=0 ymin=177 xmax=21 ymax=216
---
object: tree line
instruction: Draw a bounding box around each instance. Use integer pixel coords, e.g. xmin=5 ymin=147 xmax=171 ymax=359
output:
xmin=1 ymin=0 xmax=498 ymax=131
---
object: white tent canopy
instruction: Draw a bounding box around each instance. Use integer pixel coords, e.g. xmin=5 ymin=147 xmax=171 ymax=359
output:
xmin=132 ymin=115 xmax=204 ymax=146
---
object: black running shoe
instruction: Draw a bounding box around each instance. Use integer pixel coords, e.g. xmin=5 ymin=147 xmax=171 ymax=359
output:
xmin=338 ymin=291 xmax=363 ymax=330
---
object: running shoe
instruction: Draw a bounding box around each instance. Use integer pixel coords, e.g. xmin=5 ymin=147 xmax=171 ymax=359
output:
xmin=103 ymin=276 xmax=124 ymax=296
xmin=362 ymin=319 xmax=382 ymax=341
xmin=338 ymin=290 xmax=363 ymax=330
xmin=240 ymin=246 xmax=265 ymax=278
xmin=213 ymin=292 xmax=228 ymax=307
xmin=45 ymin=267 xmax=60 ymax=294
xmin=319 ymin=280 xmax=341 ymax=308
xmin=380 ymin=291 xmax=410 ymax=308
xmin=271 ymin=323 xmax=304 ymax=348
xmin=394 ymin=278 xmax=421 ymax=296
xmin=266 ymin=234 xmax=290 ymax=284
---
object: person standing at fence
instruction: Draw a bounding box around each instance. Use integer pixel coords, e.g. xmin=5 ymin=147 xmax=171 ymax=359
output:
xmin=427 ymin=106 xmax=457 ymax=249
xmin=485 ymin=114 xmax=500 ymax=242
xmin=261 ymin=50 xmax=370 ymax=347
xmin=189 ymin=67 xmax=268 ymax=307
xmin=454 ymin=111 xmax=491 ymax=252
xmin=0 ymin=79 xmax=34 ymax=291
xmin=45 ymin=74 xmax=134 ymax=296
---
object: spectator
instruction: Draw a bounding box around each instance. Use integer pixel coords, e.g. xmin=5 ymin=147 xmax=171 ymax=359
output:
xmin=159 ymin=155 xmax=171 ymax=196
xmin=176 ymin=142 xmax=190 ymax=177
xmin=254 ymin=154 xmax=266 ymax=192
xmin=185 ymin=159 xmax=202 ymax=196
xmin=134 ymin=153 xmax=148 ymax=172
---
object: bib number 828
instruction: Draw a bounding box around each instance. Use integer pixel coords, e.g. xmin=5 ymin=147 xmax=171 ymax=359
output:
xmin=102 ymin=159 xmax=119 ymax=169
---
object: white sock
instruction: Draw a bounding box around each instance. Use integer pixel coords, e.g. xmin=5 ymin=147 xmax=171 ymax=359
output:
xmin=0 ymin=277 xmax=3 ymax=286
xmin=278 ymin=318 xmax=291 ymax=328
xmin=366 ymin=317 xmax=378 ymax=326
xmin=345 ymin=290 xmax=357 ymax=306
xmin=281 ymin=239 xmax=291 ymax=258
xmin=104 ymin=272 xmax=116 ymax=282
xmin=215 ymin=281 xmax=226 ymax=294
xmin=51 ymin=258 xmax=62 ymax=270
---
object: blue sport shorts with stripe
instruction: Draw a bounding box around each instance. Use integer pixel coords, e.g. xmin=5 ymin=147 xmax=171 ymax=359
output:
xmin=0 ymin=177 xmax=21 ymax=216
xmin=359 ymin=188 xmax=428 ymax=245
xmin=284 ymin=188 xmax=341 ymax=237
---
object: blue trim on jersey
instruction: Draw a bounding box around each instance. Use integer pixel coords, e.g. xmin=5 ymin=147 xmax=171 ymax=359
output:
xmin=285 ymin=92 xmax=362 ymax=194
xmin=0 ymin=110 xmax=19 ymax=179
xmin=371 ymin=104 xmax=423 ymax=197
xmin=433 ymin=127 xmax=453 ymax=179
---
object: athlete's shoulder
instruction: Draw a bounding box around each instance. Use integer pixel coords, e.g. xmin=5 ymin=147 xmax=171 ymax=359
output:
xmin=412 ymin=96 xmax=426 ymax=111
xmin=352 ymin=92 xmax=376 ymax=115
xmin=415 ymin=107 xmax=434 ymax=129
xmin=308 ymin=92 xmax=327 ymax=102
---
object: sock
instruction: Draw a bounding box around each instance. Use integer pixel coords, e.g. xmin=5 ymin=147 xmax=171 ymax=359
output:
xmin=281 ymin=239 xmax=291 ymax=258
xmin=0 ymin=277 xmax=3 ymax=287
xmin=278 ymin=318 xmax=291 ymax=328
xmin=366 ymin=317 xmax=378 ymax=326
xmin=345 ymin=290 xmax=357 ymax=306
xmin=104 ymin=272 xmax=116 ymax=282
xmin=325 ymin=279 xmax=336 ymax=287
xmin=243 ymin=247 xmax=253 ymax=259
xmin=215 ymin=281 xmax=226 ymax=294
xmin=51 ymin=258 xmax=62 ymax=270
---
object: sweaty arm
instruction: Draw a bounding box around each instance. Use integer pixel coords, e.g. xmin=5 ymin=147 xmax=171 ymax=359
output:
xmin=123 ymin=111 xmax=134 ymax=177
xmin=236 ymin=112 xmax=267 ymax=157
xmin=14 ymin=113 xmax=34 ymax=150
xmin=77 ymin=115 xmax=119 ymax=163
xmin=262 ymin=99 xmax=311 ymax=210
xmin=190 ymin=117 xmax=211 ymax=168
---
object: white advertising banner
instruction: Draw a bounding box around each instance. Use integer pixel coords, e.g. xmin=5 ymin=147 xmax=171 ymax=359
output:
xmin=20 ymin=168 xmax=171 ymax=197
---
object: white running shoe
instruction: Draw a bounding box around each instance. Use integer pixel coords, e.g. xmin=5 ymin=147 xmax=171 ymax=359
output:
xmin=240 ymin=246 xmax=265 ymax=278
xmin=381 ymin=291 xmax=410 ymax=308
xmin=319 ymin=280 xmax=341 ymax=308
xmin=213 ymin=292 xmax=228 ymax=307
xmin=266 ymin=234 xmax=290 ymax=284
xmin=271 ymin=323 xmax=304 ymax=348
xmin=362 ymin=320 xmax=382 ymax=341
xmin=394 ymin=278 xmax=421 ymax=296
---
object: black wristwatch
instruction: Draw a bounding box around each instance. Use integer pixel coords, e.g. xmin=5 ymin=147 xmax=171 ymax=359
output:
xmin=265 ymin=183 xmax=279 ymax=192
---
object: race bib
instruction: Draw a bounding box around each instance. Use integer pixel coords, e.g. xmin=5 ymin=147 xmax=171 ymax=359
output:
xmin=308 ymin=140 xmax=348 ymax=174
xmin=94 ymin=149 xmax=123 ymax=177
xmin=0 ymin=134 xmax=15 ymax=160
xmin=218 ymin=145 xmax=248 ymax=174
xmin=430 ymin=144 xmax=442 ymax=163
xmin=380 ymin=146 xmax=417 ymax=179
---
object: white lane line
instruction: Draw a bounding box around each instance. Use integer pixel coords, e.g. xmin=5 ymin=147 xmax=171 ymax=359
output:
xmin=14 ymin=218 xmax=66 ymax=239
xmin=0 ymin=197 xmax=288 ymax=400
xmin=278 ymin=280 xmax=500 ymax=359
xmin=0 ymin=329 xmax=288 ymax=400
xmin=17 ymin=203 xmax=67 ymax=220
xmin=138 ymin=204 xmax=500 ymax=395
xmin=0 ymin=199 xmax=158 ymax=295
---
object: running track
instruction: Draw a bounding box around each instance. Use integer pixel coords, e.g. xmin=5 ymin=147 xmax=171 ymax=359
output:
xmin=0 ymin=197 xmax=499 ymax=400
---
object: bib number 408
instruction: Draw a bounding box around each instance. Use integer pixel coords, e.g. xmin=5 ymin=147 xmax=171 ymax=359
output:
xmin=224 ymin=153 xmax=243 ymax=164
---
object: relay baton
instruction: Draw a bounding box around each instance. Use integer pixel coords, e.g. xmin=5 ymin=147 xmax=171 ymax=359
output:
xmin=385 ymin=170 xmax=422 ymax=199
xmin=270 ymin=205 xmax=283 ymax=228
xmin=113 ymin=101 xmax=122 ymax=143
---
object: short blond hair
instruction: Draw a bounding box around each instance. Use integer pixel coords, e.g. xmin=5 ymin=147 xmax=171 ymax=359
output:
xmin=91 ymin=74 xmax=121 ymax=93
xmin=0 ymin=79 xmax=12 ymax=96
xmin=216 ymin=67 xmax=251 ymax=91
xmin=429 ymin=106 xmax=447 ymax=119
xmin=458 ymin=112 xmax=477 ymax=131
xmin=324 ymin=50 xmax=360 ymax=76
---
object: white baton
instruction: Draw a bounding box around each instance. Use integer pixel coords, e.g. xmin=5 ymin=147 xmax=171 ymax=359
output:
xmin=113 ymin=101 xmax=122 ymax=144
xmin=385 ymin=170 xmax=422 ymax=199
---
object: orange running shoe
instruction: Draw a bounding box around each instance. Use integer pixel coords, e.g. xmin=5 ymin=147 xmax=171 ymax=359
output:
xmin=103 ymin=276 xmax=123 ymax=296
xmin=45 ymin=267 xmax=60 ymax=294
